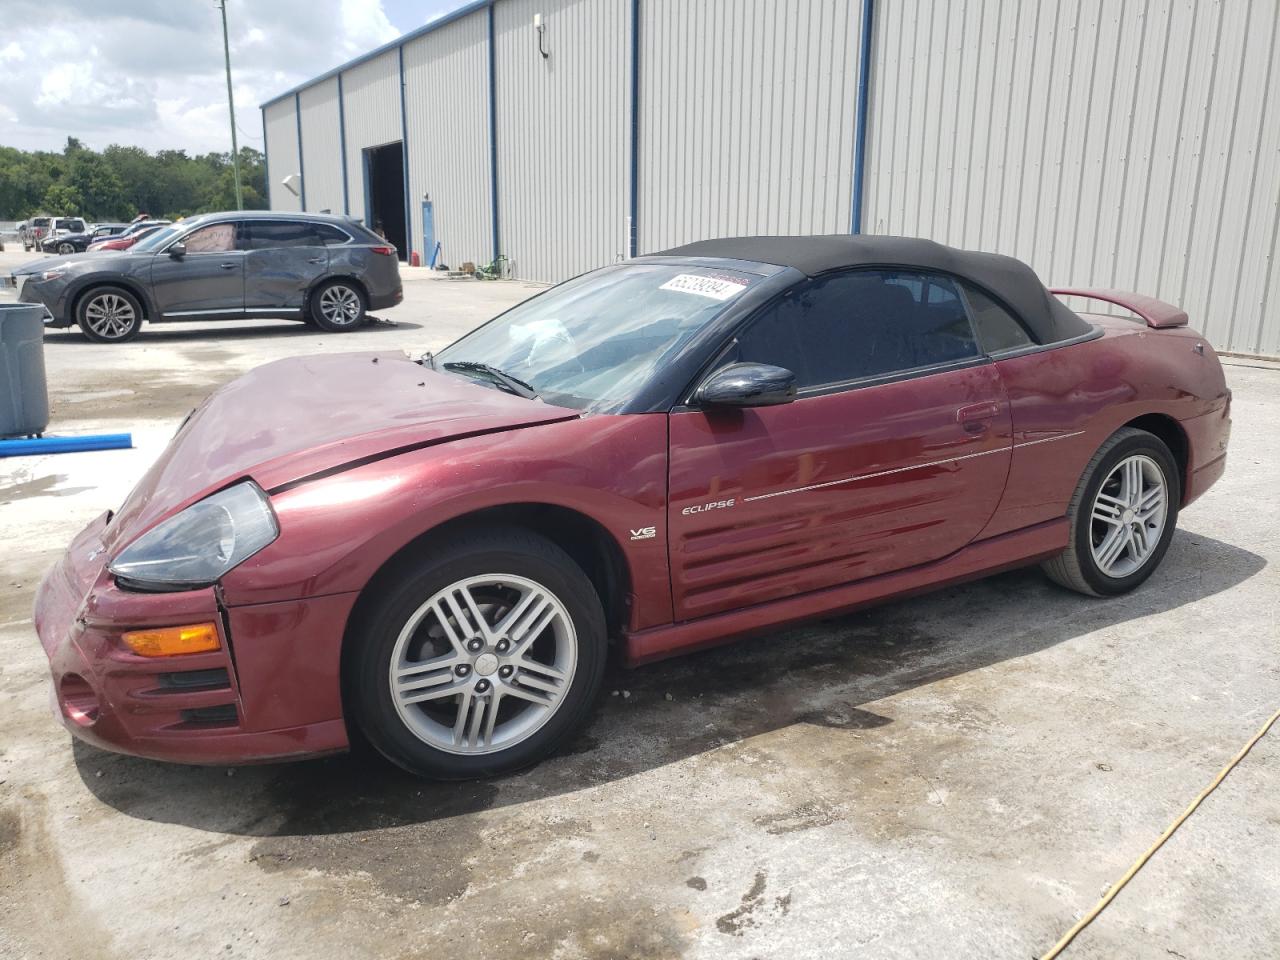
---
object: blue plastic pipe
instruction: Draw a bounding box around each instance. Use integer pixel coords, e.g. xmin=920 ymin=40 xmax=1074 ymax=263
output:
xmin=0 ymin=434 xmax=133 ymax=457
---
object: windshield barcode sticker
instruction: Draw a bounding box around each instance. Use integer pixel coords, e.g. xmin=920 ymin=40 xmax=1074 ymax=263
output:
xmin=660 ymin=273 xmax=749 ymax=301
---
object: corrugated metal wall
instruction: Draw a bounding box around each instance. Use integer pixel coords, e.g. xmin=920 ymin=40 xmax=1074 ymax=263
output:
xmin=403 ymin=12 xmax=493 ymax=271
xmin=263 ymin=98 xmax=301 ymax=212
xmin=864 ymin=0 xmax=1280 ymax=357
xmin=298 ymin=77 xmax=344 ymax=214
xmin=339 ymin=49 xmax=404 ymax=224
xmin=262 ymin=0 xmax=1280 ymax=356
xmin=636 ymin=0 xmax=860 ymax=253
xmin=494 ymin=0 xmax=630 ymax=281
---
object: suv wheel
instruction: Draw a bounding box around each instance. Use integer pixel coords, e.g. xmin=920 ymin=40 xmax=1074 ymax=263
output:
xmin=310 ymin=279 xmax=367 ymax=332
xmin=77 ymin=286 xmax=144 ymax=343
xmin=1041 ymin=427 xmax=1180 ymax=596
xmin=350 ymin=527 xmax=607 ymax=779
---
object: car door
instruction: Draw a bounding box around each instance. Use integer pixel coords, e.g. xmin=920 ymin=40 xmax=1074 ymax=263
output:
xmin=667 ymin=269 xmax=1014 ymax=621
xmin=150 ymin=221 xmax=246 ymax=317
xmin=242 ymin=219 xmax=332 ymax=312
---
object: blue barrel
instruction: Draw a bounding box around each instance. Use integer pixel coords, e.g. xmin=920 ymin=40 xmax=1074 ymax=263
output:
xmin=0 ymin=303 xmax=49 ymax=438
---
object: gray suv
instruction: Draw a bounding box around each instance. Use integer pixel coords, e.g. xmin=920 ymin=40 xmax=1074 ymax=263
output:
xmin=7 ymin=211 xmax=403 ymax=343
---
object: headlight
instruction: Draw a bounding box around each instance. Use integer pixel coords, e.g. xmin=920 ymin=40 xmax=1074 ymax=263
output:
xmin=109 ymin=482 xmax=279 ymax=590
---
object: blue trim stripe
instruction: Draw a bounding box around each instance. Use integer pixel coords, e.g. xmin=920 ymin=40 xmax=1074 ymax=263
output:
xmin=295 ymin=92 xmax=306 ymax=210
xmin=261 ymin=0 xmax=493 ymax=108
xmin=628 ymin=0 xmax=640 ymax=257
xmin=850 ymin=0 xmax=875 ymax=234
xmin=399 ymin=45 xmax=413 ymax=261
xmin=338 ymin=73 xmax=350 ymax=215
xmin=488 ymin=4 xmax=500 ymax=261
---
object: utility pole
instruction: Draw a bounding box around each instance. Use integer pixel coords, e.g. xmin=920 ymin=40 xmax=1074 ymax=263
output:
xmin=218 ymin=0 xmax=244 ymax=209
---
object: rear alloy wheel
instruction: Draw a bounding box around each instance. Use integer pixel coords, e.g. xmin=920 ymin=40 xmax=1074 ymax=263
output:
xmin=352 ymin=528 xmax=607 ymax=778
xmin=57 ymin=241 xmax=76 ymax=255
xmin=77 ymin=286 xmax=144 ymax=343
xmin=1041 ymin=427 xmax=1180 ymax=596
xmin=310 ymin=279 xmax=366 ymax=332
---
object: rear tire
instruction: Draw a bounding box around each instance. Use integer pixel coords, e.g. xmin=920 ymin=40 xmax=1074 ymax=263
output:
xmin=309 ymin=279 xmax=367 ymax=332
xmin=1041 ymin=427 xmax=1180 ymax=596
xmin=350 ymin=527 xmax=607 ymax=779
xmin=76 ymin=286 xmax=144 ymax=343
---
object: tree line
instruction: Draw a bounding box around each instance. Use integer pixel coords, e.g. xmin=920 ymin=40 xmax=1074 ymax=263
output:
xmin=0 ymin=137 xmax=269 ymax=222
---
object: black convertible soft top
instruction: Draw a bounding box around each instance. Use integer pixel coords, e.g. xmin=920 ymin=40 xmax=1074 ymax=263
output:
xmin=653 ymin=235 xmax=1092 ymax=345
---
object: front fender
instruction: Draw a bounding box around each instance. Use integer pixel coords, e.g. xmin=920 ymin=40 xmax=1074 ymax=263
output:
xmin=219 ymin=413 xmax=674 ymax=629
xmin=63 ymin=268 xmax=159 ymax=321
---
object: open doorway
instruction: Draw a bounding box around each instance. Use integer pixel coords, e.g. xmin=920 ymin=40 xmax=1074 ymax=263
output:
xmin=364 ymin=142 xmax=407 ymax=261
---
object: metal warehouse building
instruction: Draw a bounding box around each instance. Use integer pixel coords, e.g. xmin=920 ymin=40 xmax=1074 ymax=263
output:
xmin=262 ymin=0 xmax=1280 ymax=357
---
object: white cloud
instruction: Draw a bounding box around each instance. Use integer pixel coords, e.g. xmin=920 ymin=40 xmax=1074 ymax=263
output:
xmin=0 ymin=0 xmax=403 ymax=154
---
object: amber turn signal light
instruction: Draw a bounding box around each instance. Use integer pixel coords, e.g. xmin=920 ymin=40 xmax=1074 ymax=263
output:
xmin=122 ymin=622 xmax=221 ymax=658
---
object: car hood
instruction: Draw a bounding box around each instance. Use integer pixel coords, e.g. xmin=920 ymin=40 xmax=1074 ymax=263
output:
xmin=103 ymin=352 xmax=580 ymax=550
xmin=13 ymin=250 xmax=129 ymax=274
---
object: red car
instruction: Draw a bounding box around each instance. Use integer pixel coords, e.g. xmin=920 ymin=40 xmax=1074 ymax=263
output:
xmin=34 ymin=236 xmax=1231 ymax=778
xmin=86 ymin=221 xmax=170 ymax=253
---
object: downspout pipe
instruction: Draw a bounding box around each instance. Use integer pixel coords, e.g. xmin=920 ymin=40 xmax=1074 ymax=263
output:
xmin=398 ymin=44 xmax=413 ymax=263
xmin=487 ymin=2 xmax=501 ymax=262
xmin=850 ymin=0 xmax=874 ymax=234
xmin=338 ymin=73 xmax=350 ymax=215
xmin=294 ymin=91 xmax=306 ymax=210
xmin=628 ymin=0 xmax=640 ymax=258
xmin=261 ymin=109 xmax=271 ymax=208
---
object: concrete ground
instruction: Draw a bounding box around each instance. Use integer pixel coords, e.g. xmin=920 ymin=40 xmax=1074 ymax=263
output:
xmin=1 ymin=246 xmax=1277 ymax=960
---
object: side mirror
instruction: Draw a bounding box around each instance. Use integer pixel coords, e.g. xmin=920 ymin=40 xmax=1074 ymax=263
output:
xmin=168 ymin=242 xmax=186 ymax=259
xmin=697 ymin=362 xmax=797 ymax=408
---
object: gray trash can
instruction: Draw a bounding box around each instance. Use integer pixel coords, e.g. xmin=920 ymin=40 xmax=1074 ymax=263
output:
xmin=0 ymin=303 xmax=50 ymax=438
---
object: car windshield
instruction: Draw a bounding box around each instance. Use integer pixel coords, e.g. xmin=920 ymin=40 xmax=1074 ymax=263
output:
xmin=433 ymin=262 xmax=759 ymax=411
xmin=55 ymin=219 xmax=84 ymax=232
xmin=131 ymin=224 xmax=185 ymax=252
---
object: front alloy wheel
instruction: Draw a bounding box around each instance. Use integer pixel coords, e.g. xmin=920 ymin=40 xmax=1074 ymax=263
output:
xmin=390 ymin=574 xmax=578 ymax=754
xmin=352 ymin=528 xmax=606 ymax=778
xmin=78 ymin=287 xmax=143 ymax=343
xmin=58 ymin=241 xmax=75 ymax=255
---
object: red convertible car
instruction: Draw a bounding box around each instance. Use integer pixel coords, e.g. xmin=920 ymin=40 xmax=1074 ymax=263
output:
xmin=34 ymin=236 xmax=1231 ymax=778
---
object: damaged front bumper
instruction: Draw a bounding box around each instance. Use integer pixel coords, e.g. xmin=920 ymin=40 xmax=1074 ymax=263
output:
xmin=33 ymin=511 xmax=350 ymax=765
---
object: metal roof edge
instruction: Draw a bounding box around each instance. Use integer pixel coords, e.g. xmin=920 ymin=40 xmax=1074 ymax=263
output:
xmin=260 ymin=0 xmax=493 ymax=110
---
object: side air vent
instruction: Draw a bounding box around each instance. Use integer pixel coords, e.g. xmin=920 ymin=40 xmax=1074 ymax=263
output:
xmin=157 ymin=668 xmax=231 ymax=691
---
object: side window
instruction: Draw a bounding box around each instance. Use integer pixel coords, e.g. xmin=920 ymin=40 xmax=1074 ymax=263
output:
xmin=247 ymin=220 xmax=324 ymax=249
xmin=313 ymin=223 xmax=351 ymax=245
xmin=182 ymin=223 xmax=238 ymax=253
xmin=735 ymin=270 xmax=980 ymax=390
xmin=962 ymin=283 xmax=1035 ymax=353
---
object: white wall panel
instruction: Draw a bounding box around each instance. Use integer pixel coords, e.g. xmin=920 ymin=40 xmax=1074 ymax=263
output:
xmin=340 ymin=49 xmax=403 ymax=224
xmin=298 ymin=77 xmax=344 ymax=214
xmin=637 ymin=0 xmax=859 ymax=253
xmin=403 ymin=11 xmax=493 ymax=271
xmin=494 ymin=0 xmax=629 ymax=282
xmin=263 ymin=98 xmax=301 ymax=212
xmin=865 ymin=0 xmax=1280 ymax=356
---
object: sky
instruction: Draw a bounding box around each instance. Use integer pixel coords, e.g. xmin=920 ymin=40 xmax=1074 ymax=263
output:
xmin=0 ymin=0 xmax=458 ymax=155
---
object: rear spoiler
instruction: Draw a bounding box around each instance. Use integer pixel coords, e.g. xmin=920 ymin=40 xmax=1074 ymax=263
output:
xmin=1049 ymin=287 xmax=1189 ymax=329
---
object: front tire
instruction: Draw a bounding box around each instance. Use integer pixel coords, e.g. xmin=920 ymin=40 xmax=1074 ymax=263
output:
xmin=350 ymin=528 xmax=607 ymax=779
xmin=57 ymin=241 xmax=75 ymax=255
xmin=1041 ymin=427 xmax=1180 ymax=596
xmin=309 ymin=279 xmax=367 ymax=332
xmin=77 ymin=286 xmax=144 ymax=343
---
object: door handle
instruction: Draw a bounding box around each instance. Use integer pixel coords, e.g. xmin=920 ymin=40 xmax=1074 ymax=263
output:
xmin=307 ymin=257 xmax=325 ymax=264
xmin=957 ymin=401 xmax=1000 ymax=432
xmin=219 ymin=262 xmax=237 ymax=270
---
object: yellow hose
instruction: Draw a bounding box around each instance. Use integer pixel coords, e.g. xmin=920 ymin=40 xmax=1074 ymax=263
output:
xmin=1041 ymin=705 xmax=1280 ymax=960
